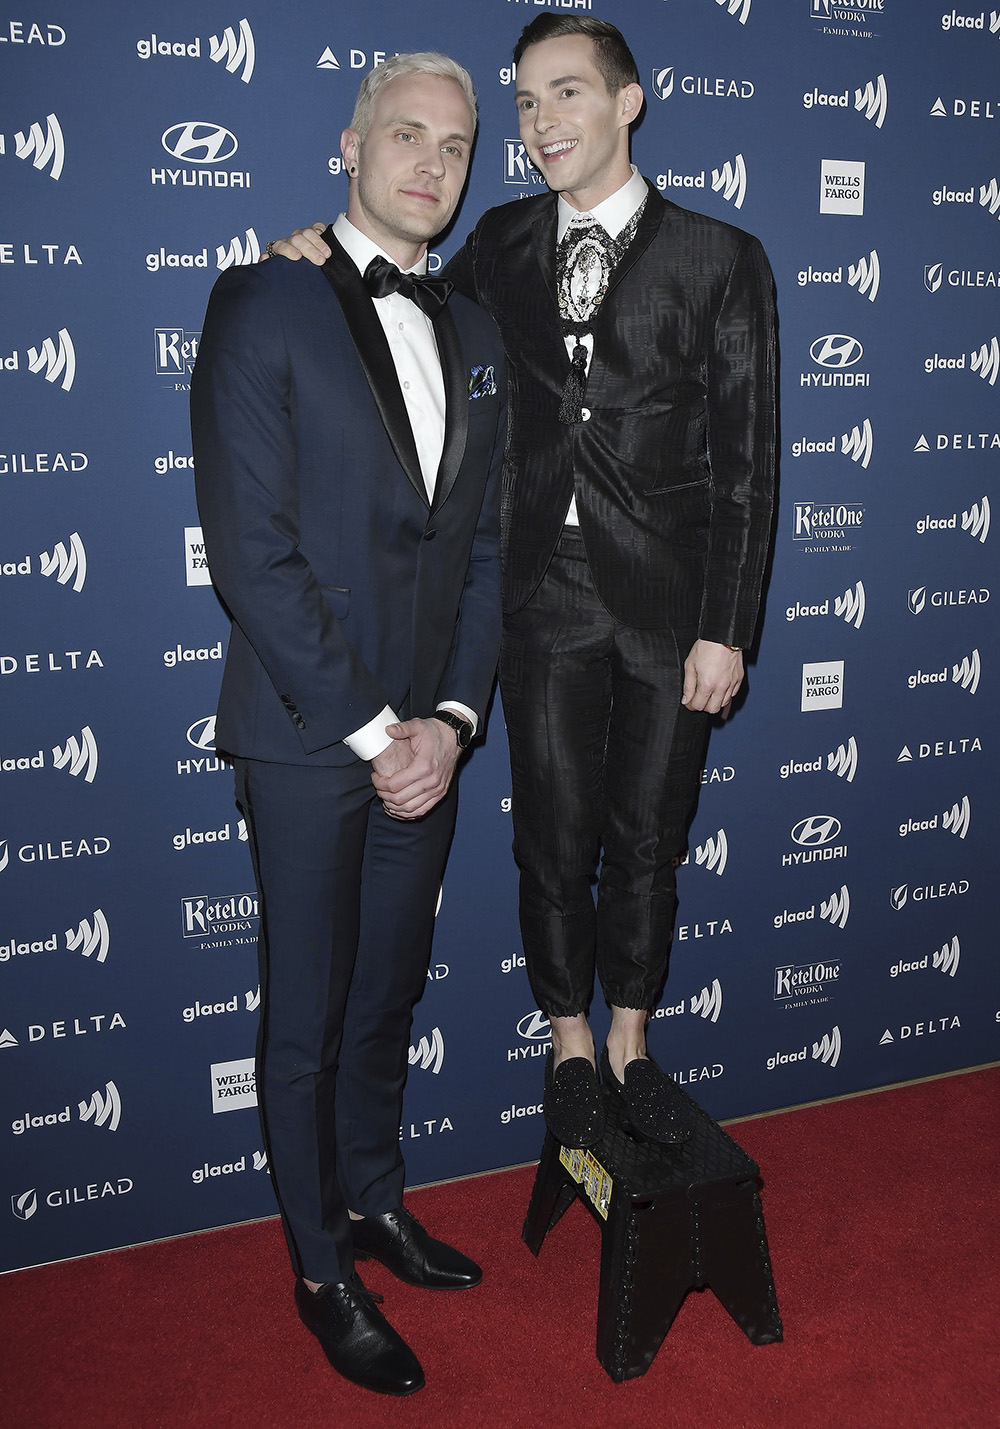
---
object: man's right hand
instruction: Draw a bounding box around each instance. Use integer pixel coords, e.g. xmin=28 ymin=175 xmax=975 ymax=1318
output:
xmin=267 ymin=224 xmax=331 ymax=265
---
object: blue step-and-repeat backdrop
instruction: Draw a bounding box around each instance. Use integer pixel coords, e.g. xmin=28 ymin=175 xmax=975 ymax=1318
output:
xmin=2 ymin=0 xmax=998 ymax=1272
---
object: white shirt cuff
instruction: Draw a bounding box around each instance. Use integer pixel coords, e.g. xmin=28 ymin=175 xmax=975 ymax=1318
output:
xmin=436 ymin=701 xmax=478 ymax=737
xmin=344 ymin=704 xmax=398 ymax=760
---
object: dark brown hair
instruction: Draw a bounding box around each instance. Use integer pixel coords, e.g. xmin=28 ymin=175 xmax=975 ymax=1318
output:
xmin=513 ymin=16 xmax=639 ymax=95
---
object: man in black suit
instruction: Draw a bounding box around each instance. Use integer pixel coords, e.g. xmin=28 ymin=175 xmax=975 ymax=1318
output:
xmin=191 ymin=54 xmax=505 ymax=1397
xmin=274 ymin=16 xmax=775 ymax=1149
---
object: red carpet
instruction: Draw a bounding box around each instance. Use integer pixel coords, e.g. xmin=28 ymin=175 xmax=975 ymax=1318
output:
xmin=2 ymin=1066 xmax=997 ymax=1428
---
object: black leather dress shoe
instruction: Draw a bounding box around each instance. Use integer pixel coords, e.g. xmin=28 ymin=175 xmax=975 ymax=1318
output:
xmin=543 ymin=1050 xmax=605 ymax=1148
xmin=294 ymin=1273 xmax=424 ymax=1396
xmin=600 ymin=1046 xmax=690 ymax=1145
xmin=352 ymin=1206 xmax=482 ymax=1289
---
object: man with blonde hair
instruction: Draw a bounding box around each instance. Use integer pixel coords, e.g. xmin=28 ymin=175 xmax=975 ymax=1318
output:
xmin=192 ymin=52 xmax=505 ymax=1395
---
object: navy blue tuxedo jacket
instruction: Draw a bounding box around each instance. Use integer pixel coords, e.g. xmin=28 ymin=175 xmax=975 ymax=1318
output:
xmin=191 ymin=232 xmax=505 ymax=767
xmin=447 ymin=183 xmax=776 ymax=649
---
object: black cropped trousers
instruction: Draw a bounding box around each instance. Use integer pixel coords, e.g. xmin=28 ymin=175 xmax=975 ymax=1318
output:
xmin=500 ymin=527 xmax=707 ymax=1019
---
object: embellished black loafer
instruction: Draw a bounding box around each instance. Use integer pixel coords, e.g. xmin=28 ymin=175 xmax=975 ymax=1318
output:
xmin=543 ymin=1050 xmax=605 ymax=1147
xmin=352 ymin=1206 xmax=482 ymax=1289
xmin=294 ymin=1273 xmax=424 ymax=1396
xmin=600 ymin=1046 xmax=690 ymax=1145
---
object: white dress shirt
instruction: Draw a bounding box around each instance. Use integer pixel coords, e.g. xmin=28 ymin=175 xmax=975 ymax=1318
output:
xmin=332 ymin=214 xmax=476 ymax=758
xmin=556 ymin=166 xmax=648 ymax=526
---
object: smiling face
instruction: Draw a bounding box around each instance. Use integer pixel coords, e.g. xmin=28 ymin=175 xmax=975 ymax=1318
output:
xmin=341 ymin=71 xmax=475 ymax=266
xmin=514 ymin=33 xmax=642 ymax=211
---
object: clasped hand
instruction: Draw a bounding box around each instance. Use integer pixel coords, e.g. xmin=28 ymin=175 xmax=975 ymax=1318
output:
xmin=371 ymin=717 xmax=462 ymax=820
xmin=681 ymin=639 xmax=744 ymax=715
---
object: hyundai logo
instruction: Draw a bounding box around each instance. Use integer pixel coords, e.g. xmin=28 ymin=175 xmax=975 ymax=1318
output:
xmin=810 ymin=334 xmax=864 ymax=368
xmin=161 ymin=122 xmax=238 ymax=164
xmin=186 ymin=716 xmax=217 ymax=750
xmin=516 ymin=1010 xmax=551 ymax=1040
xmin=790 ymin=815 xmax=842 ymax=847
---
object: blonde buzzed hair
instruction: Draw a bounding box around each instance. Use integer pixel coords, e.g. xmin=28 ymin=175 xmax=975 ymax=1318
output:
xmin=351 ymin=52 xmax=478 ymax=138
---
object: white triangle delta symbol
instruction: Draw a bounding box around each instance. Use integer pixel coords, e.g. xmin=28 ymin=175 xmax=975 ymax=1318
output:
xmin=930 ymin=98 xmax=947 ymax=116
xmin=897 ymin=746 xmax=912 ymax=762
xmin=879 ymin=1029 xmax=894 ymax=1044
xmin=914 ymin=434 xmax=930 ymax=452
xmin=0 ymin=1028 xmax=18 ymax=1048
xmin=317 ymin=47 xmax=340 ymax=69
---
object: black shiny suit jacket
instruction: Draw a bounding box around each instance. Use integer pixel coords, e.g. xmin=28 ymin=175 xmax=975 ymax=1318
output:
xmin=447 ymin=181 xmax=776 ymax=648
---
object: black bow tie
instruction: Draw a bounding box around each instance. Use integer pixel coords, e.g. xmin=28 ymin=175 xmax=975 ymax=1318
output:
xmin=363 ymin=256 xmax=452 ymax=318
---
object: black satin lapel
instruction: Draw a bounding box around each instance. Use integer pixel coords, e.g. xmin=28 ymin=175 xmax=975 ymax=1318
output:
xmin=604 ymin=182 xmax=664 ymax=299
xmin=429 ymin=307 xmax=468 ymax=515
xmin=319 ymin=231 xmax=425 ymax=503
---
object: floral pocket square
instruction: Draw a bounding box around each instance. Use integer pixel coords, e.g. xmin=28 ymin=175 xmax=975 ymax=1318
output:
xmin=468 ymin=364 xmax=498 ymax=400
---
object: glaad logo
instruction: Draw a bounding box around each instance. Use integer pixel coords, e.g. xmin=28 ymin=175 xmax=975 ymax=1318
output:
xmin=1 ymin=113 xmax=64 ymax=180
xmin=803 ymin=75 xmax=887 ymax=128
xmin=684 ymin=829 xmax=728 ymax=876
xmin=774 ymin=884 xmax=851 ymax=931
xmin=711 ymin=153 xmax=747 ymax=209
xmin=981 ymin=178 xmax=1000 ymax=216
xmin=925 ymin=337 xmax=1000 ymax=384
xmin=136 ymin=20 xmax=255 ymax=83
xmin=408 ymin=1027 xmax=445 ymax=1074
xmin=791 ymin=423 xmax=873 ymax=468
xmin=52 ymin=726 xmax=99 ymax=783
xmin=953 ymin=649 xmax=982 ymax=692
xmin=890 ymin=935 xmax=960 ymax=979
xmin=898 ymin=795 xmax=971 ymax=839
xmin=650 ymin=66 xmax=754 ymax=102
xmin=216 ymin=228 xmax=260 ymax=269
xmin=7 ymin=329 xmax=77 ymax=392
xmin=915 ymin=497 xmax=990 ymax=542
xmin=66 ymin=910 xmax=110 ymax=962
xmin=780 ymin=737 xmax=859 ymax=782
xmin=797 ymin=252 xmax=880 ymax=301
xmin=766 ymin=1026 xmax=841 ymax=1070
xmin=940 ymin=9 xmax=1000 ymax=30
xmin=654 ymin=979 xmax=724 ymax=1021
xmin=786 ymin=582 xmax=866 ymax=628
xmin=78 ymin=1080 xmax=121 ymax=1131
xmin=716 ymin=0 xmax=751 ymax=24
xmin=33 ymin=532 xmax=87 ymax=590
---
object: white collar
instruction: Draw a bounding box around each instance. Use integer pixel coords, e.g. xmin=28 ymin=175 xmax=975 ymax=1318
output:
xmin=556 ymin=165 xmax=648 ymax=244
xmin=332 ymin=213 xmax=429 ymax=278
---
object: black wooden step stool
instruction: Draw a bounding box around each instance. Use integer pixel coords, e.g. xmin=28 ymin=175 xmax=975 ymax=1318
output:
xmin=522 ymin=1079 xmax=782 ymax=1381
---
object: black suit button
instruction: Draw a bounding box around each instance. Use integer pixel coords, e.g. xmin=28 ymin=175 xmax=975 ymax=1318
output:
xmin=423 ymin=528 xmax=437 ymax=541
xmin=293 ymin=714 xmax=306 ymax=730
xmin=280 ymin=693 xmax=294 ymax=707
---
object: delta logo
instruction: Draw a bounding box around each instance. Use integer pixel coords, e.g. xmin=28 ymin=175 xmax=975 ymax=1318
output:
xmin=803 ymin=74 xmax=887 ymax=128
xmin=316 ymin=47 xmax=394 ymax=73
xmin=913 ymin=431 xmax=1000 ymax=452
xmin=914 ymin=497 xmax=990 ymax=543
xmin=136 ymin=19 xmax=255 ymax=83
xmin=879 ymin=1015 xmax=961 ymax=1045
xmin=897 ymin=737 xmax=982 ymax=764
xmin=0 ymin=112 xmax=64 ymax=180
xmin=929 ymin=94 xmax=1000 ymax=119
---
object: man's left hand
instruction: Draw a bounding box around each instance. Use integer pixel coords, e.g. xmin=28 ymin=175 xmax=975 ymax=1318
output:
xmin=371 ymin=717 xmax=465 ymax=819
xmin=682 ymin=640 xmax=744 ymax=714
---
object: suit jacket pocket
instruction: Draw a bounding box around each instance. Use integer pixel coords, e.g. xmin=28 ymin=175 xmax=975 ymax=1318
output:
xmin=320 ymin=586 xmax=350 ymax=619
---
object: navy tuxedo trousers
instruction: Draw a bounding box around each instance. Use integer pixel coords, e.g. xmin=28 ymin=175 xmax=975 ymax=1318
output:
xmin=234 ymin=757 xmax=457 ymax=1284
